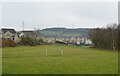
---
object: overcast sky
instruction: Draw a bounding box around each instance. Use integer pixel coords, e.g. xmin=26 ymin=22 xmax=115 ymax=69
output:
xmin=1 ymin=2 xmax=118 ymax=30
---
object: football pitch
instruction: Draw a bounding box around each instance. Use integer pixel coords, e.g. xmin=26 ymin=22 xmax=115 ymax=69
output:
xmin=2 ymin=45 xmax=118 ymax=74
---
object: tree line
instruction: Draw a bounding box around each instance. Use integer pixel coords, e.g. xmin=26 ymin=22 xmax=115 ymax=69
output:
xmin=90 ymin=24 xmax=119 ymax=51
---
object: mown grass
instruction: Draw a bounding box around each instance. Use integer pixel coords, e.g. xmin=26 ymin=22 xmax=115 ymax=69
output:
xmin=2 ymin=45 xmax=118 ymax=74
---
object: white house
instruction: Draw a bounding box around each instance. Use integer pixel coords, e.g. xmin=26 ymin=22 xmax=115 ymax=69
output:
xmin=85 ymin=39 xmax=92 ymax=45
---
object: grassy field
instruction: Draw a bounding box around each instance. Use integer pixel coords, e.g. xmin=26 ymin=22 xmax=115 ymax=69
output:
xmin=2 ymin=45 xmax=118 ymax=74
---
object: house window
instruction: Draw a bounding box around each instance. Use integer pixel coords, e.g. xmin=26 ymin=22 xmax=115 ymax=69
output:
xmin=6 ymin=34 xmax=11 ymax=38
xmin=13 ymin=37 xmax=14 ymax=40
xmin=7 ymin=34 xmax=11 ymax=37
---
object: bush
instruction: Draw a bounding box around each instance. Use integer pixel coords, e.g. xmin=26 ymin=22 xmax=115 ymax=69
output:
xmin=37 ymin=39 xmax=43 ymax=43
xmin=20 ymin=36 xmax=36 ymax=46
xmin=1 ymin=38 xmax=16 ymax=47
xmin=90 ymin=24 xmax=118 ymax=50
xmin=40 ymin=42 xmax=53 ymax=45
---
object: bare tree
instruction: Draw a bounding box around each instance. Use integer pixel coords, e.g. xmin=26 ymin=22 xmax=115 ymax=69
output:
xmin=90 ymin=23 xmax=118 ymax=51
xmin=34 ymin=28 xmax=41 ymax=41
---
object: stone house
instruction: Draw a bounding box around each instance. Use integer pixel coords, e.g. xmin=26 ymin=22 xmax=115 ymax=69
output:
xmin=45 ymin=38 xmax=55 ymax=43
xmin=1 ymin=28 xmax=20 ymax=43
xmin=70 ymin=37 xmax=80 ymax=44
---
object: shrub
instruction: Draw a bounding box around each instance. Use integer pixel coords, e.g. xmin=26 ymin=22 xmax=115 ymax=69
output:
xmin=90 ymin=24 xmax=118 ymax=50
xmin=40 ymin=42 xmax=53 ymax=45
xmin=20 ymin=36 xmax=36 ymax=46
xmin=37 ymin=39 xmax=43 ymax=43
xmin=1 ymin=38 xmax=16 ymax=47
xmin=39 ymin=39 xmax=43 ymax=42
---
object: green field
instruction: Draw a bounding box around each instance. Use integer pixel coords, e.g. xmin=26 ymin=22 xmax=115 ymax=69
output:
xmin=2 ymin=45 xmax=118 ymax=74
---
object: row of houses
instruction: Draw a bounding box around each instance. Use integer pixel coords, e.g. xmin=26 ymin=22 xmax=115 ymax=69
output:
xmin=0 ymin=28 xmax=92 ymax=45
xmin=45 ymin=37 xmax=92 ymax=45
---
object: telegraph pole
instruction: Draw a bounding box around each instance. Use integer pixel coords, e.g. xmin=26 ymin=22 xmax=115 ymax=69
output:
xmin=22 ymin=20 xmax=24 ymax=32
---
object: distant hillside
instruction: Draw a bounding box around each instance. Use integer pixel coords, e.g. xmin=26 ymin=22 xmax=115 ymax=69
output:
xmin=40 ymin=28 xmax=91 ymax=38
